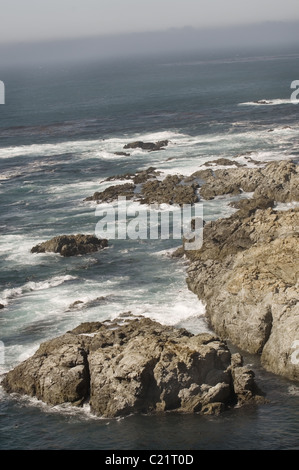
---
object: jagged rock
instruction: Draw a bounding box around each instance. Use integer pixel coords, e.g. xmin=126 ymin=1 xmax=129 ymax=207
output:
xmin=132 ymin=167 xmax=161 ymax=184
xmin=229 ymin=196 xmax=275 ymax=218
xmin=140 ymin=175 xmax=199 ymax=206
xmin=1 ymin=317 xmax=264 ymax=418
xmin=2 ymin=332 xmax=90 ymax=406
xmin=199 ymin=160 xmax=299 ymax=202
xmin=104 ymin=167 xmax=161 ymax=184
xmin=85 ymin=173 xmax=198 ymax=206
xmin=31 ymin=234 xmax=108 ymax=257
xmin=84 ymin=183 xmax=136 ymax=203
xmin=185 ymin=169 xmax=214 ymax=182
xmin=254 ymin=100 xmax=272 ymax=104
xmin=67 ymin=297 xmax=108 ymax=311
xmin=200 ymin=180 xmax=241 ymax=200
xmin=105 ymin=172 xmax=135 ymax=182
xmin=184 ymin=205 xmax=299 ymax=382
xmin=68 ymin=300 xmax=84 ymax=309
xmin=124 ymin=140 xmax=169 ymax=151
xmin=0 ymin=304 xmax=5 ymax=309
xmin=114 ymin=152 xmax=130 ymax=156
xmin=203 ymin=158 xmax=245 ymax=167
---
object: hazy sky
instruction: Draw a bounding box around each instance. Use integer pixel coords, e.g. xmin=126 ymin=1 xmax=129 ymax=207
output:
xmin=1 ymin=0 xmax=299 ymax=43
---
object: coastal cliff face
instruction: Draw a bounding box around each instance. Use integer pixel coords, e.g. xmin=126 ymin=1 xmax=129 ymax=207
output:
xmin=199 ymin=160 xmax=299 ymax=202
xmin=184 ymin=201 xmax=299 ymax=382
xmin=1 ymin=316 xmax=264 ymax=417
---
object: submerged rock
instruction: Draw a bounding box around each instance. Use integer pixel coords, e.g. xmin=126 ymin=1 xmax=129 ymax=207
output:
xmin=1 ymin=317 xmax=264 ymax=418
xmin=31 ymin=234 xmax=108 ymax=257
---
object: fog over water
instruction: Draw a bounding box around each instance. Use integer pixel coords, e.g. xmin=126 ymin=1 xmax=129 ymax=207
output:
xmin=1 ymin=21 xmax=299 ymax=67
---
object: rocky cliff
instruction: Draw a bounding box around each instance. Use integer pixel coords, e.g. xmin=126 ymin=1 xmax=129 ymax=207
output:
xmin=198 ymin=160 xmax=299 ymax=202
xmin=184 ymin=202 xmax=299 ymax=382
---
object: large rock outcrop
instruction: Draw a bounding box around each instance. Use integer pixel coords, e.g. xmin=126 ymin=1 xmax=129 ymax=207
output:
xmin=31 ymin=234 xmax=108 ymax=257
xmin=184 ymin=204 xmax=299 ymax=382
xmin=197 ymin=160 xmax=299 ymax=202
xmin=1 ymin=316 xmax=264 ymax=418
xmin=85 ymin=173 xmax=199 ymax=206
xmin=123 ymin=140 xmax=169 ymax=151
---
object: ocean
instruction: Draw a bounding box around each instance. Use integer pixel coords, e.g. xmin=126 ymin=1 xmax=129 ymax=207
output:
xmin=0 ymin=47 xmax=299 ymax=450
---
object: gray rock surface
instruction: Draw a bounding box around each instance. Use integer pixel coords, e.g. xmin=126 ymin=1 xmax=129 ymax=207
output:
xmin=2 ymin=316 xmax=264 ymax=417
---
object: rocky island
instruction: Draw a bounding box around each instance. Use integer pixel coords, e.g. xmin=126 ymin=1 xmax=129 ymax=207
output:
xmin=31 ymin=234 xmax=108 ymax=257
xmin=2 ymin=316 xmax=264 ymax=417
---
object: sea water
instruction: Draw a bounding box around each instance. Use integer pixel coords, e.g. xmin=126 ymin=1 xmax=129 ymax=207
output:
xmin=0 ymin=48 xmax=299 ymax=450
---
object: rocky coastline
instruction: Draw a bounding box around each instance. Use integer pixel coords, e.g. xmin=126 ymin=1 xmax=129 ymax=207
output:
xmin=2 ymin=151 xmax=298 ymax=418
xmin=180 ymin=159 xmax=299 ymax=382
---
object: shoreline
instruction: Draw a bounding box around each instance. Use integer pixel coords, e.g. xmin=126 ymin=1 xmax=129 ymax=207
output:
xmin=1 ymin=154 xmax=298 ymax=420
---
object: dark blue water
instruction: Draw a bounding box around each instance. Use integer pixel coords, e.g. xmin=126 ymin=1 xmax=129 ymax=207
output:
xmin=0 ymin=48 xmax=299 ymax=450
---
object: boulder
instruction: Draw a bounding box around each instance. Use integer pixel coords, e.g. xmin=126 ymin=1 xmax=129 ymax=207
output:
xmin=203 ymin=158 xmax=245 ymax=167
xmin=31 ymin=234 xmax=108 ymax=257
xmin=123 ymin=140 xmax=169 ymax=151
xmin=1 ymin=316 xmax=264 ymax=418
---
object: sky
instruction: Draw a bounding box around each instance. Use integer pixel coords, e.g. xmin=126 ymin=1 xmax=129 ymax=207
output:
xmin=1 ymin=0 xmax=299 ymax=43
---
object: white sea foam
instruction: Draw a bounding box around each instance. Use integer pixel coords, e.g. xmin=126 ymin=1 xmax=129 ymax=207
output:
xmin=0 ymin=275 xmax=77 ymax=306
xmin=115 ymin=286 xmax=208 ymax=332
xmin=0 ymin=131 xmax=184 ymax=161
xmin=239 ymin=98 xmax=299 ymax=106
xmin=274 ymin=201 xmax=299 ymax=211
xmin=288 ymin=385 xmax=299 ymax=396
